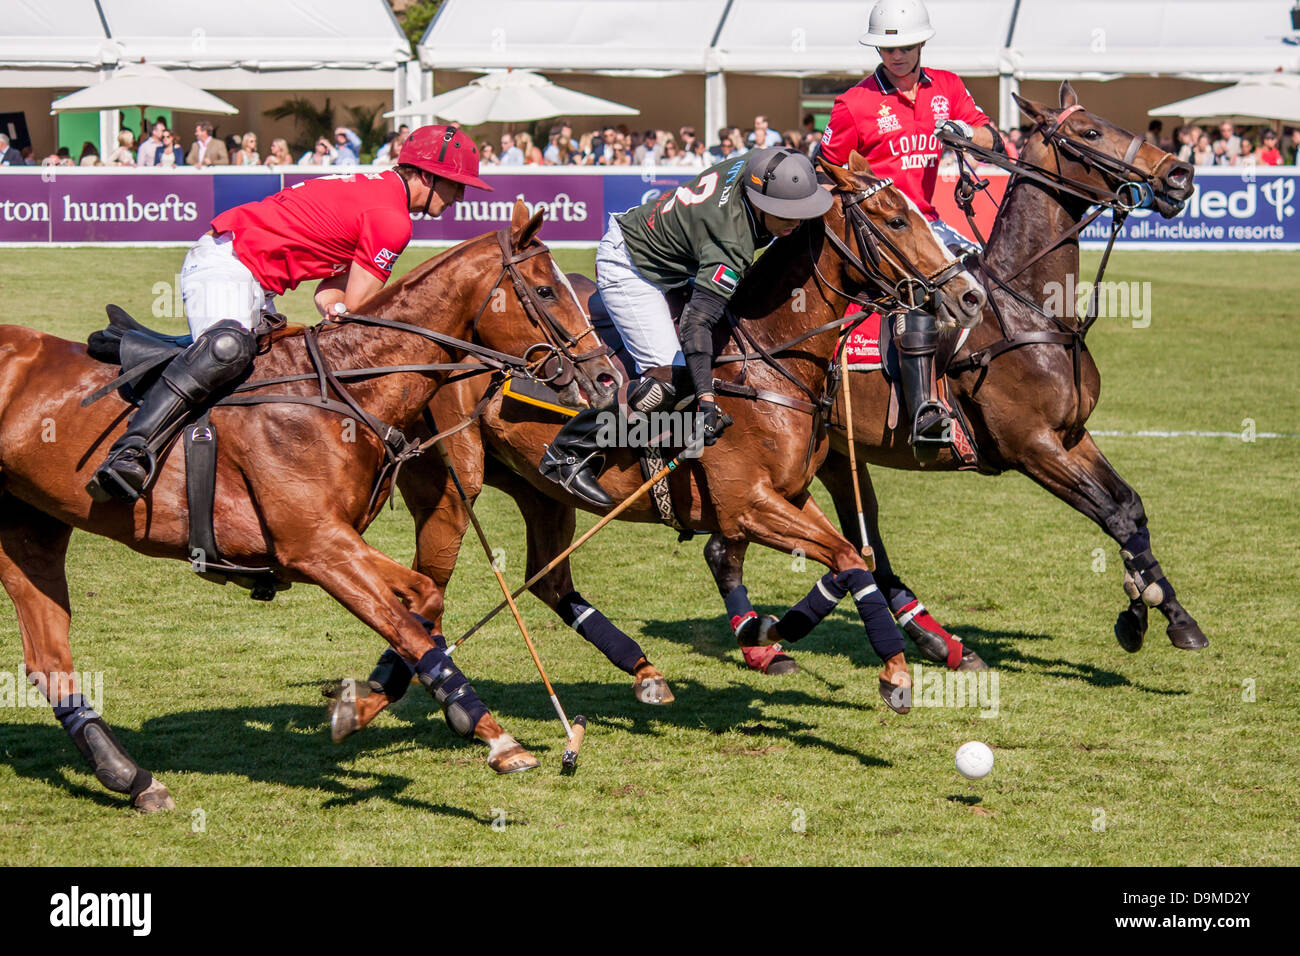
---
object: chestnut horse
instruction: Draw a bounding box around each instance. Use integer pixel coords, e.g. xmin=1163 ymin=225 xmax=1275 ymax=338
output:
xmin=705 ymin=83 xmax=1206 ymax=663
xmin=330 ymin=153 xmax=988 ymax=737
xmin=0 ymin=202 xmax=620 ymax=810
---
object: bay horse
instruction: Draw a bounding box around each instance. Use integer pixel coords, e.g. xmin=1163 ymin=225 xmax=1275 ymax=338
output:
xmin=329 ymin=153 xmax=988 ymax=737
xmin=705 ymin=82 xmax=1206 ymax=664
xmin=0 ymin=201 xmax=621 ymax=811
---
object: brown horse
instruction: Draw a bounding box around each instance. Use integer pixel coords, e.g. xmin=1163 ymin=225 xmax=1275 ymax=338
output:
xmin=330 ymin=153 xmax=988 ymax=737
xmin=0 ymin=202 xmax=621 ymax=810
xmin=704 ymin=82 xmax=1206 ymax=664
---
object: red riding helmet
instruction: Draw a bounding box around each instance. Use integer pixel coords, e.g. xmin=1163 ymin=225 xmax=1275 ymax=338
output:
xmin=397 ymin=125 xmax=492 ymax=191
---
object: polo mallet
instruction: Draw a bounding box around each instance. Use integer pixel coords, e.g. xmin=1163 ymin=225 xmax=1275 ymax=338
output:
xmin=839 ymin=340 xmax=877 ymax=571
xmin=448 ymin=446 xmax=691 ymax=654
xmin=433 ymin=440 xmax=584 ymax=771
xmin=561 ymin=715 xmax=587 ymax=775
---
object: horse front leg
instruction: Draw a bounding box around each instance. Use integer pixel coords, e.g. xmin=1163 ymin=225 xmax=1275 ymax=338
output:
xmin=291 ymin=523 xmax=538 ymax=774
xmin=500 ymin=465 xmax=673 ymax=705
xmin=721 ymin=488 xmax=912 ymax=712
xmin=1017 ymin=430 xmax=1206 ymax=652
xmin=818 ymin=449 xmax=985 ymax=670
xmin=702 ymin=534 xmax=798 ymax=675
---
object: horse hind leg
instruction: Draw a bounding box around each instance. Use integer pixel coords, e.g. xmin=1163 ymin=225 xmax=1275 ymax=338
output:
xmin=702 ymin=533 xmax=797 ymax=675
xmin=819 ymin=449 xmax=985 ymax=671
xmin=0 ymin=495 xmax=173 ymax=811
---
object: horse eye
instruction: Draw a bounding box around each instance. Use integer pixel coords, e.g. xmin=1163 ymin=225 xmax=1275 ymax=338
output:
xmin=535 ymin=286 xmax=555 ymax=299
xmin=1084 ymin=129 xmax=1102 ymax=141
xmin=888 ymin=217 xmax=908 ymax=230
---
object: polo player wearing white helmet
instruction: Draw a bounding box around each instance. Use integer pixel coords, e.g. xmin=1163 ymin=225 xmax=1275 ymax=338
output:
xmin=820 ymin=0 xmax=1005 ymax=463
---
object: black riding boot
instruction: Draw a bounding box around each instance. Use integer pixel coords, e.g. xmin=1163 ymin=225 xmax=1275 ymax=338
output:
xmin=87 ymin=321 xmax=256 ymax=502
xmin=896 ymin=309 xmax=951 ymax=466
xmin=539 ymin=407 xmax=614 ymax=509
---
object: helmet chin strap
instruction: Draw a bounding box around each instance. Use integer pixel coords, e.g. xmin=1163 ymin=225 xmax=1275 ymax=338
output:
xmin=421 ymin=172 xmax=436 ymax=218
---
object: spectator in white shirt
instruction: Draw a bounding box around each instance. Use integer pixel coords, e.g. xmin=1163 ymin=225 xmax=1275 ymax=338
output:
xmin=748 ymin=115 xmax=782 ymax=148
xmin=136 ymin=118 xmax=167 ymax=166
xmin=498 ymin=132 xmax=524 ymax=166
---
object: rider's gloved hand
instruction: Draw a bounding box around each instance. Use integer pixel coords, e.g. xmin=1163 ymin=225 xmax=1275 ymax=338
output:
xmin=936 ymin=119 xmax=975 ymax=140
xmin=699 ymin=400 xmax=729 ymax=446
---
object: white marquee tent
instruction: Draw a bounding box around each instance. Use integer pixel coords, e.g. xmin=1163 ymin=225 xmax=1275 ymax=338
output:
xmin=418 ymin=0 xmax=1300 ymax=131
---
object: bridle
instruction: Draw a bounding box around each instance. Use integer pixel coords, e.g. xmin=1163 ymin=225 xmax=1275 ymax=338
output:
xmin=816 ymin=175 xmax=971 ymax=312
xmin=940 ymin=107 xmax=1184 ymax=427
xmin=468 ymin=230 xmax=612 ymax=389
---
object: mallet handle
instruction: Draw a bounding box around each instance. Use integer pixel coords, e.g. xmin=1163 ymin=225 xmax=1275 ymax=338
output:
xmin=839 ymin=346 xmax=876 ymax=572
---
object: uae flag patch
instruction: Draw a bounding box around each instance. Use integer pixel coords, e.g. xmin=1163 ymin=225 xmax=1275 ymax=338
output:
xmin=711 ymin=264 xmax=739 ymax=293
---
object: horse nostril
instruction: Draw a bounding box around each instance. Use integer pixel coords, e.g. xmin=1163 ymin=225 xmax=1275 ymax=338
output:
xmin=962 ymin=290 xmax=984 ymax=313
xmin=597 ymin=373 xmax=616 ymax=389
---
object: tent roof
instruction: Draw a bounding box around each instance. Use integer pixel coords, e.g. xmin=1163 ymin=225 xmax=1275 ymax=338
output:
xmin=419 ymin=0 xmax=731 ymax=74
xmin=712 ymin=1 xmax=1016 ymax=76
xmin=1007 ymin=0 xmax=1300 ymax=79
xmin=420 ymin=0 xmax=1300 ymax=80
xmin=1 ymin=0 xmax=410 ymax=84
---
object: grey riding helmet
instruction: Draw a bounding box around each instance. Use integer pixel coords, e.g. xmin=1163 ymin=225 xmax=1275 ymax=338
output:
xmin=743 ymin=147 xmax=833 ymax=220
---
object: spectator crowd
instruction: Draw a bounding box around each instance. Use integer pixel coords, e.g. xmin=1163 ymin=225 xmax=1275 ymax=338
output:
xmin=3 ymin=111 xmax=1299 ymax=171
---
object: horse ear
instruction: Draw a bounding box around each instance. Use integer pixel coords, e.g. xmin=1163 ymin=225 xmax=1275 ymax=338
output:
xmin=1012 ymin=91 xmax=1049 ymax=125
xmin=1059 ymin=80 xmax=1079 ymax=110
xmin=817 ymin=156 xmax=857 ymax=190
xmin=847 ymin=150 xmax=875 ymax=177
xmin=510 ymin=200 xmax=544 ymax=248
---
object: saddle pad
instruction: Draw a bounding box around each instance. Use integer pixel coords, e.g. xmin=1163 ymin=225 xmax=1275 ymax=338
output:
xmin=842 ymin=306 xmax=883 ymax=371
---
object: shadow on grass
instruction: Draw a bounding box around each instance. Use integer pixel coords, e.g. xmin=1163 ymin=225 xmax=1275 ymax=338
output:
xmin=638 ymin=612 xmax=1187 ymax=696
xmin=0 ymin=674 xmax=893 ymax=810
xmin=0 ymin=706 xmax=494 ymax=819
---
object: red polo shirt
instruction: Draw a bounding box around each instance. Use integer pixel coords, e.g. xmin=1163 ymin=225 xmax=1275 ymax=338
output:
xmin=211 ymin=170 xmax=413 ymax=295
xmin=820 ymin=65 xmax=991 ymax=221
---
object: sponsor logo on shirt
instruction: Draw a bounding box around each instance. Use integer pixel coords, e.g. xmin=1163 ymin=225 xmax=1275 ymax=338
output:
xmin=374 ymin=247 xmax=399 ymax=272
xmin=877 ymin=103 xmax=901 ymax=134
xmin=931 ymin=95 xmax=950 ymax=123
xmin=717 ymin=159 xmax=747 ymax=208
xmin=711 ymin=264 xmax=739 ymax=292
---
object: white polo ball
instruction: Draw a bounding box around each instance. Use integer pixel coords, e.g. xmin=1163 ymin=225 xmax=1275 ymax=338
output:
xmin=955 ymin=741 xmax=994 ymax=779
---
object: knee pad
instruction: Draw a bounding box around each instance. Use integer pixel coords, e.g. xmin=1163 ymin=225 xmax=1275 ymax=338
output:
xmin=164 ymin=321 xmax=256 ymax=402
xmin=628 ymin=376 xmax=676 ymax=414
xmin=895 ymin=310 xmax=939 ymax=355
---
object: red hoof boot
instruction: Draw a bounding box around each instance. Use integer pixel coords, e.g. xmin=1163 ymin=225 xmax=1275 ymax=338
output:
xmin=740 ymin=643 xmax=798 ymax=675
xmin=895 ymin=600 xmax=986 ymax=671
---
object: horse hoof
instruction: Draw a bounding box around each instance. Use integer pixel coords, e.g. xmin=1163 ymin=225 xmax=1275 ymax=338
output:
xmin=958 ymin=648 xmax=988 ymax=671
xmin=878 ymin=678 xmax=912 ymax=714
xmin=326 ymin=678 xmax=371 ymax=743
xmin=1115 ymin=600 xmax=1147 ymax=652
xmin=633 ymin=677 xmax=676 ymax=705
xmin=487 ymin=736 xmax=540 ymax=774
xmin=740 ymin=643 xmax=798 ymax=675
xmin=133 ymin=779 xmax=176 ymax=813
xmin=1168 ymin=622 xmax=1208 ymax=650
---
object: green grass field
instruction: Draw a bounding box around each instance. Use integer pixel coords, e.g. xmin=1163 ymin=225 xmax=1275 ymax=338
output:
xmin=0 ymin=246 xmax=1296 ymax=866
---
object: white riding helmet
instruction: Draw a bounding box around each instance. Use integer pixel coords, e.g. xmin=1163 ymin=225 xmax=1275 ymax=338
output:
xmin=859 ymin=0 xmax=936 ymax=48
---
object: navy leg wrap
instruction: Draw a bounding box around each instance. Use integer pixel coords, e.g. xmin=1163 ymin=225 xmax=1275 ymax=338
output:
xmin=1122 ymin=529 xmax=1176 ymax=603
xmin=724 ymin=585 xmax=757 ymax=635
xmin=777 ymin=572 xmax=849 ymax=643
xmin=415 ymin=648 xmax=487 ymax=739
xmin=841 ymin=567 xmax=905 ymax=661
xmin=368 ymin=648 xmax=416 ymax=701
xmin=54 ymin=694 xmax=152 ymax=799
xmin=555 ymin=591 xmax=645 ymax=674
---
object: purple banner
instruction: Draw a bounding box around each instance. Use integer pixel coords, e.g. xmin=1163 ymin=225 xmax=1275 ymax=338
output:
xmin=49 ymin=174 xmax=211 ymax=242
xmin=0 ymin=174 xmax=52 ymax=242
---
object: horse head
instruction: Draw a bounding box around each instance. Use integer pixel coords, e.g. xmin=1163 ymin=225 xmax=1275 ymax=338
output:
xmin=1013 ymin=81 xmax=1194 ymax=220
xmin=820 ymin=153 xmax=986 ymax=330
xmin=462 ymin=200 xmax=623 ymax=409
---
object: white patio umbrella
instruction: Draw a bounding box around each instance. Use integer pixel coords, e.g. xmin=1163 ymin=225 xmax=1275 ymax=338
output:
xmin=385 ymin=69 xmax=638 ymax=124
xmin=50 ymin=62 xmax=238 ymax=117
xmin=1148 ymin=73 xmax=1300 ymax=126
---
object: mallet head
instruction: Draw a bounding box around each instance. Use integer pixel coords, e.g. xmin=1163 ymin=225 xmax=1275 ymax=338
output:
xmin=560 ymin=715 xmax=587 ymax=775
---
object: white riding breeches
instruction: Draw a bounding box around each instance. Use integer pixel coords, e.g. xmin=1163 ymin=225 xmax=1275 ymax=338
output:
xmin=594 ymin=215 xmax=685 ymax=376
xmin=180 ymin=232 xmax=273 ymax=338
xmin=928 ymin=217 xmax=981 ymax=257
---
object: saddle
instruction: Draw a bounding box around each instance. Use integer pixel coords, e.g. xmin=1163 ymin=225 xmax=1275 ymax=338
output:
xmin=840 ymin=306 xmax=982 ymax=470
xmin=84 ymin=305 xmax=289 ymax=601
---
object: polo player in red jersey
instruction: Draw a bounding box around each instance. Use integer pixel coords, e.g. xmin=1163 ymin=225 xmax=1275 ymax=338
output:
xmin=820 ymin=0 xmax=1005 ymax=463
xmin=88 ymin=125 xmax=491 ymax=502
